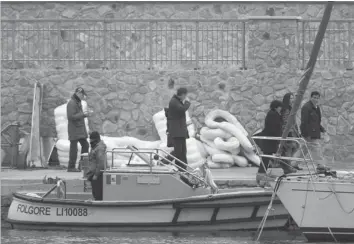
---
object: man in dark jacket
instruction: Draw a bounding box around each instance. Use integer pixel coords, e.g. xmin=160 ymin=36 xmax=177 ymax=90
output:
xmin=167 ymin=87 xmax=191 ymax=171
xmin=298 ymin=91 xmax=326 ymax=161
xmin=86 ymin=131 xmax=106 ymax=201
xmin=67 ymin=87 xmax=90 ymax=172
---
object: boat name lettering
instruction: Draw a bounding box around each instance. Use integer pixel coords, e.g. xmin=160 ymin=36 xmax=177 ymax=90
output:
xmin=56 ymin=207 xmax=88 ymax=217
xmin=17 ymin=204 xmax=50 ymax=216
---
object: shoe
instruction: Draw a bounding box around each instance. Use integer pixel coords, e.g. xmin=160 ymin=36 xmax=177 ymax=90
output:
xmin=67 ymin=168 xmax=80 ymax=172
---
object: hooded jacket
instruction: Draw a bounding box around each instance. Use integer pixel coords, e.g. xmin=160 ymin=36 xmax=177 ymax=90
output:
xmin=88 ymin=140 xmax=107 ymax=178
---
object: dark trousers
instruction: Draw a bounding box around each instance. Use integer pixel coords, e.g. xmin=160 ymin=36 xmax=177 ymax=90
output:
xmin=173 ymin=137 xmax=187 ymax=171
xmin=69 ymin=138 xmax=89 ymax=169
xmin=91 ymin=173 xmax=103 ymax=201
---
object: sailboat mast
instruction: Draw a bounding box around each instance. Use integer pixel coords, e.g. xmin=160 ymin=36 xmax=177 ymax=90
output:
xmin=276 ymin=2 xmax=334 ymax=157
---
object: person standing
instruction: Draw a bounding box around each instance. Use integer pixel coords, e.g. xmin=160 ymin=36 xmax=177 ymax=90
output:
xmin=280 ymin=92 xmax=302 ymax=170
xmin=256 ymin=100 xmax=284 ymax=174
xmin=86 ymin=131 xmax=106 ymax=201
xmin=67 ymin=87 xmax=90 ymax=172
xmin=167 ymin=87 xmax=191 ymax=171
xmin=299 ymin=91 xmax=326 ymax=162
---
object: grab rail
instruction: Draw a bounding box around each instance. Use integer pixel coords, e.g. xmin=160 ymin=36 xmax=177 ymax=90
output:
xmin=251 ymin=136 xmax=318 ymax=177
xmin=42 ymin=179 xmax=66 ymax=199
xmin=105 ymin=147 xmax=210 ymax=188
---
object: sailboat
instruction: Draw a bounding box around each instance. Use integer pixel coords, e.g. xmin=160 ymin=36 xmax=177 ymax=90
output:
xmin=253 ymin=2 xmax=354 ymax=243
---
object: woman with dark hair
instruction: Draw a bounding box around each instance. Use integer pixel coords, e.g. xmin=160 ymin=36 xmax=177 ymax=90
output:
xmin=256 ymin=100 xmax=283 ymax=177
xmin=281 ymin=92 xmax=302 ymax=170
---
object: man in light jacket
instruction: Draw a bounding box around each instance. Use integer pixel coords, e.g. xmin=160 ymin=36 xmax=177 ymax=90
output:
xmin=67 ymin=87 xmax=90 ymax=172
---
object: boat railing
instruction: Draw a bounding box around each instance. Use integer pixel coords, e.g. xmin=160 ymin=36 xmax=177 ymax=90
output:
xmin=250 ymin=136 xmax=318 ymax=176
xmin=41 ymin=179 xmax=67 ymax=199
xmin=105 ymin=147 xmax=211 ymax=188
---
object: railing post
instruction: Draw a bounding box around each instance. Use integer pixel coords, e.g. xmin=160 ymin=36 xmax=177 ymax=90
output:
xmin=10 ymin=123 xmax=20 ymax=168
xmin=241 ymin=21 xmax=246 ymax=70
xmin=149 ymin=21 xmax=153 ymax=70
xmin=195 ymin=21 xmax=199 ymax=70
xmin=11 ymin=21 xmax=15 ymax=68
xmin=103 ymin=20 xmax=107 ymax=69
xmin=348 ymin=21 xmax=352 ymax=70
xmin=296 ymin=19 xmax=300 ymax=69
xmin=57 ymin=20 xmax=61 ymax=68
xmin=301 ymin=21 xmax=305 ymax=70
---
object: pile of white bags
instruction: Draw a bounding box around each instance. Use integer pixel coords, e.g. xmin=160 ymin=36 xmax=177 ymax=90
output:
xmin=54 ymin=101 xmax=162 ymax=168
xmin=54 ymin=101 xmax=259 ymax=170
xmin=54 ymin=100 xmax=89 ymax=167
xmin=152 ymin=109 xmax=260 ymax=169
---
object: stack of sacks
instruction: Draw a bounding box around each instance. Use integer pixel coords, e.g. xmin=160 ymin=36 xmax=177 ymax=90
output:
xmin=54 ymin=101 xmax=90 ymax=167
xmin=199 ymin=110 xmax=261 ymax=169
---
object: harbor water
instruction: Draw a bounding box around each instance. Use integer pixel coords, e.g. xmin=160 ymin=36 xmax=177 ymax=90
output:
xmin=1 ymin=229 xmax=336 ymax=244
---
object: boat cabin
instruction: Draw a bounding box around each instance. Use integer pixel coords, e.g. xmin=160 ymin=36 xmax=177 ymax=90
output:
xmin=101 ymin=146 xmax=212 ymax=201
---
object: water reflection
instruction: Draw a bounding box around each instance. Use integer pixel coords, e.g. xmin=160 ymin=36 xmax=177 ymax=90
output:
xmin=0 ymin=229 xmax=317 ymax=244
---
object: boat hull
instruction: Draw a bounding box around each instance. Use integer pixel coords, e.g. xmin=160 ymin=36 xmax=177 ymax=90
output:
xmin=7 ymin=191 xmax=289 ymax=232
xmin=271 ymin=178 xmax=354 ymax=242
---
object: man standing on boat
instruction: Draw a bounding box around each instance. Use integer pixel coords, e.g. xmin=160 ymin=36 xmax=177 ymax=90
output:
xmin=167 ymin=87 xmax=191 ymax=171
xmin=87 ymin=131 xmax=106 ymax=201
xmin=298 ymin=91 xmax=326 ymax=162
xmin=67 ymin=87 xmax=90 ymax=172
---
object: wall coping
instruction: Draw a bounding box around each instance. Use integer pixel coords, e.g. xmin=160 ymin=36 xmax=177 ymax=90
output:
xmin=246 ymin=16 xmax=302 ymax=21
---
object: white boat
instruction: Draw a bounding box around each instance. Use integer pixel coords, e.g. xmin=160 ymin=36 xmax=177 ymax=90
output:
xmin=7 ymin=147 xmax=289 ymax=232
xmin=269 ymin=173 xmax=354 ymax=242
xmin=253 ymin=136 xmax=354 ymax=242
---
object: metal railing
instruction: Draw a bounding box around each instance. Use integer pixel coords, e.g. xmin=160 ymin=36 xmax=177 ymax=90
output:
xmin=106 ymin=146 xmax=211 ymax=188
xmin=1 ymin=18 xmax=353 ymax=70
xmin=1 ymin=19 xmax=246 ymax=70
xmin=1 ymin=122 xmax=20 ymax=168
xmin=300 ymin=19 xmax=354 ymax=70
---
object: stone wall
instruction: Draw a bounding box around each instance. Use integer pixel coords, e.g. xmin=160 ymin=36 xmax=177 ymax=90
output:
xmin=2 ymin=68 xmax=354 ymax=162
xmin=1 ymin=2 xmax=354 ymax=162
xmin=2 ymin=2 xmax=353 ymax=20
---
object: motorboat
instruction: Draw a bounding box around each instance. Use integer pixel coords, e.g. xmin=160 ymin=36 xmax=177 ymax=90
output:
xmin=7 ymin=147 xmax=289 ymax=232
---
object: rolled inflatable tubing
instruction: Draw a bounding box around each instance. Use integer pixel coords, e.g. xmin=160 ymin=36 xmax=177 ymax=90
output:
xmin=232 ymin=155 xmax=249 ymax=167
xmin=200 ymin=135 xmax=226 ymax=156
xmin=217 ymin=122 xmax=254 ymax=153
xmin=200 ymin=127 xmax=232 ymax=141
xmin=214 ymin=137 xmax=240 ymax=153
xmin=204 ymin=109 xmax=248 ymax=136
xmin=206 ymin=157 xmax=232 ymax=169
xmin=211 ymin=154 xmax=234 ymax=164
xmin=242 ymin=149 xmax=261 ymax=166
